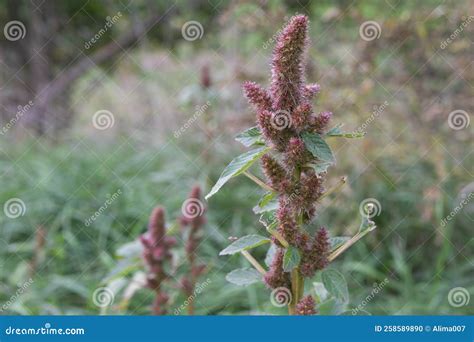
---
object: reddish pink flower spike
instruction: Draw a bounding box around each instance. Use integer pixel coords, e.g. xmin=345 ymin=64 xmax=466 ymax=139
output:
xmin=295 ymin=295 xmax=316 ymax=315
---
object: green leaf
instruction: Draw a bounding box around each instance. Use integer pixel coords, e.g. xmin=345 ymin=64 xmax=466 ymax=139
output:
xmin=259 ymin=212 xmax=278 ymax=232
xmin=225 ymin=268 xmax=262 ymax=286
xmin=219 ymin=234 xmax=270 ymax=255
xmin=206 ymin=147 xmax=270 ymax=200
xmin=307 ymin=161 xmax=333 ymax=174
xmin=313 ymin=281 xmax=329 ymax=302
xmin=283 ymin=246 xmax=301 ymax=272
xmin=301 ymin=132 xmax=335 ymax=163
xmin=329 ymin=236 xmax=350 ymax=251
xmin=265 ymin=244 xmax=277 ymax=267
xmin=321 ymin=269 xmax=349 ymax=303
xmin=359 ymin=216 xmax=376 ymax=234
xmin=253 ymin=192 xmax=278 ymax=214
xmin=235 ymin=126 xmax=264 ymax=147
xmin=327 ymin=124 xmax=365 ymax=138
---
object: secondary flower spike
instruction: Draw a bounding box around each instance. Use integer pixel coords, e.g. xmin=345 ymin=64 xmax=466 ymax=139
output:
xmin=140 ymin=206 xmax=176 ymax=315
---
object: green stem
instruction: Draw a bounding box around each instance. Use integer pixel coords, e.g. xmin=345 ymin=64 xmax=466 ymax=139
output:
xmin=241 ymin=250 xmax=267 ymax=275
xmin=243 ymin=171 xmax=275 ymax=192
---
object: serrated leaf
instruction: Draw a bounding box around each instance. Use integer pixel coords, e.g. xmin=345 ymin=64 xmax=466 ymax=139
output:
xmin=283 ymin=246 xmax=301 ymax=272
xmin=327 ymin=124 xmax=365 ymax=138
xmin=253 ymin=192 xmax=278 ymax=214
xmin=226 ymin=268 xmax=262 ymax=286
xmin=321 ymin=269 xmax=349 ymax=303
xmin=265 ymin=244 xmax=277 ymax=267
xmin=219 ymin=234 xmax=270 ymax=255
xmin=206 ymin=147 xmax=270 ymax=200
xmin=329 ymin=236 xmax=350 ymax=251
xmin=301 ymin=132 xmax=335 ymax=163
xmin=235 ymin=126 xmax=264 ymax=147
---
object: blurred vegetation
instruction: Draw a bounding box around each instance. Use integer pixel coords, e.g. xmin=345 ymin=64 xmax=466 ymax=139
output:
xmin=0 ymin=0 xmax=472 ymax=315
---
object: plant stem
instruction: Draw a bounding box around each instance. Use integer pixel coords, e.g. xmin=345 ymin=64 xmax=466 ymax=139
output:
xmin=318 ymin=176 xmax=347 ymax=202
xmin=328 ymin=225 xmax=376 ymax=262
xmin=243 ymin=171 xmax=275 ymax=192
xmin=241 ymin=250 xmax=266 ymax=275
